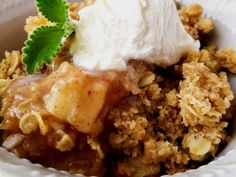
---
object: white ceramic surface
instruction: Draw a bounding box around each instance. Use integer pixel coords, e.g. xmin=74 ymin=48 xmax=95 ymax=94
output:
xmin=0 ymin=0 xmax=35 ymax=58
xmin=0 ymin=0 xmax=236 ymax=177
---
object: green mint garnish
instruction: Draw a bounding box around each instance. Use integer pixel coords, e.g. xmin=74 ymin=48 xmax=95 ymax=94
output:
xmin=23 ymin=0 xmax=74 ymax=74
xmin=36 ymin=0 xmax=69 ymax=23
xmin=23 ymin=26 xmax=65 ymax=74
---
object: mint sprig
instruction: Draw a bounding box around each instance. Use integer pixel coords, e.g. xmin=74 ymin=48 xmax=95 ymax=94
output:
xmin=23 ymin=0 xmax=74 ymax=74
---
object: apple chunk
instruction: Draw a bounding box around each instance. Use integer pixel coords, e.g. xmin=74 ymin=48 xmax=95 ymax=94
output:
xmin=45 ymin=63 xmax=108 ymax=134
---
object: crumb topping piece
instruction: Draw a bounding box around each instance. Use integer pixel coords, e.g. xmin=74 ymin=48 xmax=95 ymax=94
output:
xmin=179 ymin=62 xmax=233 ymax=127
xmin=178 ymin=3 xmax=213 ymax=39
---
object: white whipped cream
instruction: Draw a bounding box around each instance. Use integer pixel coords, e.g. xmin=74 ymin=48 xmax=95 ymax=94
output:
xmin=70 ymin=0 xmax=200 ymax=70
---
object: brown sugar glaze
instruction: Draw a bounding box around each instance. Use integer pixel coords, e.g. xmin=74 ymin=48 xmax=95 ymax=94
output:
xmin=1 ymin=62 xmax=130 ymax=133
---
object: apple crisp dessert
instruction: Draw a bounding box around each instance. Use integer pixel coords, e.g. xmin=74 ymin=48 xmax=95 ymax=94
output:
xmin=0 ymin=2 xmax=236 ymax=177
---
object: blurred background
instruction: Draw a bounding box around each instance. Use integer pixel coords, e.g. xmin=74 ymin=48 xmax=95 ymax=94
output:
xmin=0 ymin=0 xmax=78 ymax=58
xmin=0 ymin=0 xmax=35 ymax=58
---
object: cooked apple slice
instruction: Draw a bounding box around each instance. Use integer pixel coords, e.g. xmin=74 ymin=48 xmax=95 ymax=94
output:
xmin=45 ymin=62 xmax=108 ymax=134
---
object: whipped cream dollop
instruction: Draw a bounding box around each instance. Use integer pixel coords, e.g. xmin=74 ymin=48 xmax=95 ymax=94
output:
xmin=70 ymin=0 xmax=200 ymax=70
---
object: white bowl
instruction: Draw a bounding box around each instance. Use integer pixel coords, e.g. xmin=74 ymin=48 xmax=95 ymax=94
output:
xmin=0 ymin=0 xmax=236 ymax=177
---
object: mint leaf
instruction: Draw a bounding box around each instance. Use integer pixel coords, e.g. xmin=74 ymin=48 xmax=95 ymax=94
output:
xmin=23 ymin=26 xmax=65 ymax=74
xmin=35 ymin=0 xmax=69 ymax=23
xmin=23 ymin=0 xmax=75 ymax=74
xmin=64 ymin=20 xmax=74 ymax=37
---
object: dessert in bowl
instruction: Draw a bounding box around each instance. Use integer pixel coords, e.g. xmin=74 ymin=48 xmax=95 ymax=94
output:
xmin=0 ymin=0 xmax=236 ymax=177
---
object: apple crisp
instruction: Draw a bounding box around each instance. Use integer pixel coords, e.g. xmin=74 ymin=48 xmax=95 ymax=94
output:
xmin=0 ymin=2 xmax=236 ymax=177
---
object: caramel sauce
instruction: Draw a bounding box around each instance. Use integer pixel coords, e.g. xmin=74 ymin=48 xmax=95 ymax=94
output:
xmin=1 ymin=62 xmax=129 ymax=135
